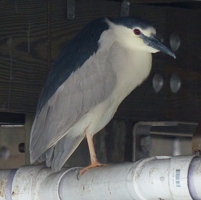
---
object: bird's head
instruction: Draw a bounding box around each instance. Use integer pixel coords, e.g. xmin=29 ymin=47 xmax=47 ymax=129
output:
xmin=106 ymin=17 xmax=176 ymax=58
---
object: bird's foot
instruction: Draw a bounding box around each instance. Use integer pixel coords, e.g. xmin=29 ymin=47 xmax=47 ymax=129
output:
xmin=78 ymin=161 xmax=106 ymax=178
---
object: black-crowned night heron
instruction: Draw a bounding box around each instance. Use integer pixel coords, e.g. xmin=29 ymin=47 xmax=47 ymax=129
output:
xmin=30 ymin=17 xmax=175 ymax=174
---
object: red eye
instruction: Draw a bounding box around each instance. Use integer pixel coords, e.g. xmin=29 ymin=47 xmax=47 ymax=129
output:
xmin=134 ymin=29 xmax=141 ymax=35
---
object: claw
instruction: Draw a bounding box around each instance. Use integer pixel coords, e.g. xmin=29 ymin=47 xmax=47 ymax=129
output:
xmin=79 ymin=162 xmax=105 ymax=177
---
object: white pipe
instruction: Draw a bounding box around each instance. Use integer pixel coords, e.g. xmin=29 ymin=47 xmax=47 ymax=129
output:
xmin=0 ymin=156 xmax=201 ymax=200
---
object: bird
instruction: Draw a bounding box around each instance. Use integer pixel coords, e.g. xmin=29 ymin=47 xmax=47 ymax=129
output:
xmin=29 ymin=16 xmax=175 ymax=174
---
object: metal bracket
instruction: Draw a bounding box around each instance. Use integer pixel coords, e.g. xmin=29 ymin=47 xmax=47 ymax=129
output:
xmin=0 ymin=125 xmax=25 ymax=169
xmin=133 ymin=121 xmax=198 ymax=162
xmin=120 ymin=0 xmax=130 ymax=17
xmin=67 ymin=0 xmax=75 ymax=20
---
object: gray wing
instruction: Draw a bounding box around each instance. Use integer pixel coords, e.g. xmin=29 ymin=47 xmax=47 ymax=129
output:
xmin=45 ymin=134 xmax=85 ymax=172
xmin=29 ymin=52 xmax=117 ymax=165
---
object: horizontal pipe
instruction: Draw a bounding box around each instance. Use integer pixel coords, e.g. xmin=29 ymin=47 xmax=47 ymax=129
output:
xmin=0 ymin=156 xmax=200 ymax=200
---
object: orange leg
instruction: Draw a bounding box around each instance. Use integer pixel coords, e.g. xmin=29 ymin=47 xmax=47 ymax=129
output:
xmin=79 ymin=131 xmax=104 ymax=176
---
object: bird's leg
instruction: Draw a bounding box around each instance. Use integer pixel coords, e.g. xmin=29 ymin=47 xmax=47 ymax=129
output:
xmin=79 ymin=131 xmax=104 ymax=175
xmin=86 ymin=133 xmax=99 ymax=164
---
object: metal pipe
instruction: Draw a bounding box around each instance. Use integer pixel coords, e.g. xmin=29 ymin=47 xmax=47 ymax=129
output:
xmin=0 ymin=156 xmax=201 ymax=200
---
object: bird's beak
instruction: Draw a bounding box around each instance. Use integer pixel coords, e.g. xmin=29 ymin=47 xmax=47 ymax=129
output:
xmin=144 ymin=35 xmax=176 ymax=59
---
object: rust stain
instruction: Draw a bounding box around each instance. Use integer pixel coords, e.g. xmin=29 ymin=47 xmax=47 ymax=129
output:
xmin=0 ymin=178 xmax=6 ymax=197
